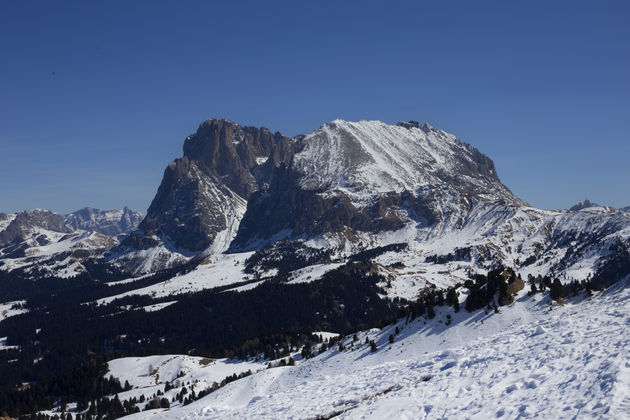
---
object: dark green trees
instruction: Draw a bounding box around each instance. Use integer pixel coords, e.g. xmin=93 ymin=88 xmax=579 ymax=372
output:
xmin=550 ymin=278 xmax=565 ymax=301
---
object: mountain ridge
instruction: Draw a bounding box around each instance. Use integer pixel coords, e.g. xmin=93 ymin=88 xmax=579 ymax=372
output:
xmin=120 ymin=118 xmax=526 ymax=260
xmin=1 ymin=118 xmax=628 ymax=289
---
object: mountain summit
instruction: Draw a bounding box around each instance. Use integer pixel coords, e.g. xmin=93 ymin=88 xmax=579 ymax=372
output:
xmin=121 ymin=118 xmax=524 ymax=263
xmin=233 ymin=119 xmax=524 ymax=249
xmin=117 ymin=119 xmax=293 ymax=271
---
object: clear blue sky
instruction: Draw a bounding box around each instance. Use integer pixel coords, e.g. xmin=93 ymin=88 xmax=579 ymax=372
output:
xmin=1 ymin=0 xmax=628 ymax=214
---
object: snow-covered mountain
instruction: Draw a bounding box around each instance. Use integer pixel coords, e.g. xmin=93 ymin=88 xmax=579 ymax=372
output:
xmin=295 ymin=120 xmax=522 ymax=206
xmin=101 ymin=119 xmax=629 ymax=294
xmin=231 ymin=120 xmax=523 ymax=250
xmin=2 ymin=118 xmax=629 ymax=291
xmin=0 ymin=207 xmax=142 ymax=276
xmin=64 ymin=207 xmax=143 ymax=236
xmin=115 ymin=118 xmax=528 ymax=272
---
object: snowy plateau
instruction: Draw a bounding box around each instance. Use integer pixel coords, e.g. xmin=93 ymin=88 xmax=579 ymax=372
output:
xmin=1 ymin=119 xmax=629 ymax=420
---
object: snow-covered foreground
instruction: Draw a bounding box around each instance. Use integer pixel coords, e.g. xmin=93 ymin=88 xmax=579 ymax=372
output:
xmin=124 ymin=278 xmax=630 ymax=420
xmin=108 ymin=355 xmax=267 ymax=402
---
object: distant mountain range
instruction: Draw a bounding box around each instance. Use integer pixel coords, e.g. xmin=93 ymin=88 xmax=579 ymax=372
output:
xmin=0 ymin=207 xmax=143 ymax=273
xmin=568 ymin=199 xmax=630 ymax=213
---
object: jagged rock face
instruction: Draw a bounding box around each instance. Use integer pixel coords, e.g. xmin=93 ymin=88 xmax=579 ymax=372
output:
xmin=126 ymin=119 xmax=293 ymax=253
xmin=64 ymin=207 xmax=143 ymax=236
xmin=128 ymin=158 xmax=246 ymax=252
xmin=182 ymin=119 xmax=290 ymax=197
xmin=0 ymin=210 xmax=70 ymax=247
xmin=232 ymin=120 xmax=523 ymax=250
xmin=231 ymin=168 xmax=447 ymax=250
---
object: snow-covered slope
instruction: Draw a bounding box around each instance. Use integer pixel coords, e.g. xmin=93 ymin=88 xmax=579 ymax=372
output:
xmin=365 ymin=202 xmax=630 ymax=297
xmin=121 ymin=277 xmax=630 ymax=420
xmin=0 ymin=207 xmax=138 ymax=277
xmin=0 ymin=301 xmax=28 ymax=322
xmin=96 ymin=252 xmax=255 ymax=305
xmin=107 ymin=355 xmax=268 ymax=402
xmin=1 ymin=230 xmax=118 ymax=277
xmin=295 ymin=120 xmax=522 ymax=207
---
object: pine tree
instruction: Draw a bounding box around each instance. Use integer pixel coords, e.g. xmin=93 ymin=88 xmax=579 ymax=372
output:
xmin=550 ymin=278 xmax=565 ymax=301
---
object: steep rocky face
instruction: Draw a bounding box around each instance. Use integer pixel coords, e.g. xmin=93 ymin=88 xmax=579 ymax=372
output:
xmin=124 ymin=119 xmax=293 ymax=254
xmin=64 ymin=207 xmax=143 ymax=236
xmin=231 ymin=120 xmax=523 ymax=250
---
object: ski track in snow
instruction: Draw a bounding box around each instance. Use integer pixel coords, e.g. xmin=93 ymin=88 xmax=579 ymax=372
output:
xmin=125 ymin=278 xmax=630 ymax=420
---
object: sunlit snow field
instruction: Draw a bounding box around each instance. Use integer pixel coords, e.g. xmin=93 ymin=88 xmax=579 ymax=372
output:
xmin=106 ymin=276 xmax=630 ymax=420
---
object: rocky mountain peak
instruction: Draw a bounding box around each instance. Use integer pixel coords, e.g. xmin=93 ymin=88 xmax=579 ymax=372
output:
xmin=122 ymin=118 xmax=293 ymax=259
xmin=181 ymin=118 xmax=288 ymax=198
xmin=121 ymin=118 xmax=527 ymax=268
